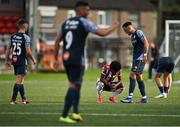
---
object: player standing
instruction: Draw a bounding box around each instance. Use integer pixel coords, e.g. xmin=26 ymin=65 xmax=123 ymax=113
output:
xmin=96 ymin=61 xmax=124 ymax=103
xmin=121 ymin=22 xmax=149 ymax=103
xmin=154 ymin=57 xmax=175 ymax=98
xmin=5 ymin=19 xmax=37 ymax=104
xmin=54 ymin=1 xmax=119 ymax=123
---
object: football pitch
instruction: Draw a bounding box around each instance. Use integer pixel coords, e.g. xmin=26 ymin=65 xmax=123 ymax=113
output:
xmin=0 ymin=69 xmax=180 ymax=126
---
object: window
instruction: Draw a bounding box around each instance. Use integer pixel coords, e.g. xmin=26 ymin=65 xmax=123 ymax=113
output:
xmin=97 ymin=11 xmax=112 ymax=28
xmin=67 ymin=10 xmax=76 ymax=18
xmin=129 ymin=12 xmax=139 ymax=28
xmin=38 ymin=6 xmax=57 ymax=28
xmin=41 ymin=16 xmax=54 ymax=28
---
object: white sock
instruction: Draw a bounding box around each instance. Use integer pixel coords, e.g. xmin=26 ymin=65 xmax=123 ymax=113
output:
xmin=128 ymin=93 xmax=133 ymax=98
xmin=142 ymin=96 xmax=147 ymax=99
xmin=96 ymin=82 xmax=104 ymax=97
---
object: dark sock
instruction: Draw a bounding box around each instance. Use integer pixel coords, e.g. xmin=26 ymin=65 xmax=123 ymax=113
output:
xmin=164 ymin=87 xmax=168 ymax=93
xmin=19 ymin=84 xmax=26 ymax=100
xmin=11 ymin=84 xmax=20 ymax=101
xmin=62 ymin=88 xmax=74 ymax=117
xmin=73 ymin=88 xmax=80 ymax=114
xmin=129 ymin=77 xmax=136 ymax=95
xmin=158 ymin=87 xmax=164 ymax=94
xmin=137 ymin=80 xmax=146 ymax=97
xmin=158 ymin=87 xmax=164 ymax=93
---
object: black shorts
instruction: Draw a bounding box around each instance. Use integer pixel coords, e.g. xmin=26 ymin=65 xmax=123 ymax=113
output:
xmin=13 ymin=65 xmax=27 ymax=75
xmin=64 ymin=64 xmax=85 ymax=85
xmin=157 ymin=57 xmax=175 ymax=73
xmin=131 ymin=60 xmax=145 ymax=74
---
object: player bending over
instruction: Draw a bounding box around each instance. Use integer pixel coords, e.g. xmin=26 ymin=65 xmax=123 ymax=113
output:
xmin=96 ymin=61 xmax=124 ymax=103
xmin=154 ymin=56 xmax=175 ymax=98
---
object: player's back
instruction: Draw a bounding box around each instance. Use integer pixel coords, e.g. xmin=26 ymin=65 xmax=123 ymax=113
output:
xmin=61 ymin=17 xmax=89 ymax=65
xmin=101 ymin=64 xmax=116 ymax=82
xmin=10 ymin=32 xmax=27 ymax=66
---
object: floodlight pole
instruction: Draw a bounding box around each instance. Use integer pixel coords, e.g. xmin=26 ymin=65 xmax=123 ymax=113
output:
xmin=29 ymin=0 xmax=39 ymax=56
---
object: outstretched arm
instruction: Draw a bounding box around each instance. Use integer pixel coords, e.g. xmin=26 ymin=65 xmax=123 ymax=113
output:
xmin=80 ymin=17 xmax=119 ymax=37
xmin=95 ymin=21 xmax=119 ymax=36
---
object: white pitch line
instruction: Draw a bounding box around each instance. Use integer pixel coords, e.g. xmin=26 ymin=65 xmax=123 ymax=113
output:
xmin=0 ymin=112 xmax=180 ymax=118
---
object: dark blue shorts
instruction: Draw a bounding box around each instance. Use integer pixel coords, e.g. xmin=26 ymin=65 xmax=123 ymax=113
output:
xmin=157 ymin=57 xmax=175 ymax=73
xmin=131 ymin=60 xmax=145 ymax=74
xmin=64 ymin=64 xmax=85 ymax=85
xmin=13 ymin=65 xmax=27 ymax=75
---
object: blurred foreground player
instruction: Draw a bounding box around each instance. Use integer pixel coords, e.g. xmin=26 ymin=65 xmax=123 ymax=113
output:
xmin=154 ymin=57 xmax=175 ymax=98
xmin=54 ymin=1 xmax=119 ymax=123
xmin=5 ymin=19 xmax=37 ymax=104
xmin=96 ymin=61 xmax=124 ymax=103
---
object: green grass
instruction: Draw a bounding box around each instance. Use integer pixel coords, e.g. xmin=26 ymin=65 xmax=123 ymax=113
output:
xmin=0 ymin=69 xmax=180 ymax=126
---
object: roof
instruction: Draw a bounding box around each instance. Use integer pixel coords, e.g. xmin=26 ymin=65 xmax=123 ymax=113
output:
xmin=39 ymin=0 xmax=156 ymax=11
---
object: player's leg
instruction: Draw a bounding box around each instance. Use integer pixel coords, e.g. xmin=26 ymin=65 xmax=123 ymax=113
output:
xmin=135 ymin=60 xmax=147 ymax=103
xmin=60 ymin=82 xmax=77 ymax=123
xmin=18 ymin=65 xmax=29 ymax=104
xmin=167 ymin=74 xmax=172 ymax=93
xmin=110 ymin=83 xmax=124 ymax=103
xmin=60 ymin=65 xmax=77 ymax=123
xmin=121 ymin=72 xmax=136 ymax=103
xmin=71 ymin=65 xmax=84 ymax=121
xmin=166 ymin=60 xmax=175 ymax=94
xmin=163 ymin=72 xmax=170 ymax=97
xmin=154 ymin=73 xmax=166 ymax=98
xmin=122 ymin=60 xmax=144 ymax=103
xmin=96 ymin=80 xmax=104 ymax=103
xmin=60 ymin=64 xmax=84 ymax=123
xmin=136 ymin=74 xmax=147 ymax=103
xmin=10 ymin=65 xmax=25 ymax=104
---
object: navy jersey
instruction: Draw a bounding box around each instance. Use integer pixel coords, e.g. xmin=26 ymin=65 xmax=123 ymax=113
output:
xmin=131 ymin=30 xmax=146 ymax=60
xmin=60 ymin=17 xmax=97 ymax=65
xmin=10 ymin=32 xmax=30 ymax=66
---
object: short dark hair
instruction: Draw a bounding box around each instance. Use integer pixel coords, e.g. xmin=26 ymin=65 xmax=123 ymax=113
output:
xmin=122 ymin=21 xmax=132 ymax=28
xmin=110 ymin=61 xmax=121 ymax=72
xmin=75 ymin=1 xmax=89 ymax=9
xmin=17 ymin=19 xmax=28 ymax=28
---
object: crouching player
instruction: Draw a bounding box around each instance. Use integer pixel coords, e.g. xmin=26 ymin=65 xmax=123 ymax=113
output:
xmin=154 ymin=56 xmax=175 ymax=98
xmin=96 ymin=61 xmax=124 ymax=103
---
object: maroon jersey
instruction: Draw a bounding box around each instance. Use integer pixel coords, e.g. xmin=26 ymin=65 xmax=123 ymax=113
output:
xmin=100 ymin=64 xmax=121 ymax=83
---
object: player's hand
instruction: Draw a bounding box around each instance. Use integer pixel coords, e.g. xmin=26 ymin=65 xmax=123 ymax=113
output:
xmin=33 ymin=59 xmax=37 ymax=64
xmin=53 ymin=60 xmax=59 ymax=71
xmin=111 ymin=83 xmax=117 ymax=91
xmin=143 ymin=55 xmax=148 ymax=64
xmin=112 ymin=21 xmax=120 ymax=28
xmin=4 ymin=60 xmax=11 ymax=67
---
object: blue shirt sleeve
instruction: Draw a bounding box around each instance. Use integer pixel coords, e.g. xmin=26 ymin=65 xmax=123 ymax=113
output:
xmin=80 ymin=17 xmax=97 ymax=33
xmin=23 ymin=34 xmax=31 ymax=48
xmin=136 ymin=30 xmax=145 ymax=42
